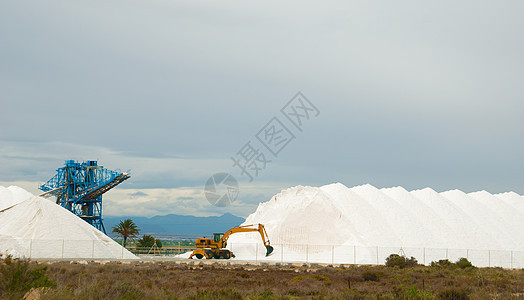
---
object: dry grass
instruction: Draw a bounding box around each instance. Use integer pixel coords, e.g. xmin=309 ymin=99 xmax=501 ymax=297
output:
xmin=7 ymin=260 xmax=524 ymax=299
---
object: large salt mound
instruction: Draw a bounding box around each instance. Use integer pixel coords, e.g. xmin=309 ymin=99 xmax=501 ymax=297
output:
xmin=0 ymin=186 xmax=137 ymax=259
xmin=227 ymin=183 xmax=524 ymax=263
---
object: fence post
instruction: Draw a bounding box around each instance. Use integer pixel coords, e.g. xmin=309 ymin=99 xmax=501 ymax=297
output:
xmin=61 ymin=240 xmax=65 ymax=259
xmin=281 ymin=244 xmax=283 ymax=263
xmin=376 ymin=246 xmax=379 ymax=265
xmin=446 ymin=248 xmax=448 ymax=260
xmin=488 ymin=250 xmax=490 ymax=267
xmin=511 ymin=250 xmax=513 ymax=269
xmin=354 ymin=245 xmax=356 ymax=265
xmin=256 ymin=243 xmax=258 ymax=264
xmin=29 ymin=240 xmax=32 ymax=258
xmin=331 ymin=245 xmax=334 ymax=265
xmin=306 ymin=244 xmax=309 ymax=263
xmin=423 ymin=248 xmax=426 ymax=266
xmin=466 ymin=249 xmax=469 ymax=260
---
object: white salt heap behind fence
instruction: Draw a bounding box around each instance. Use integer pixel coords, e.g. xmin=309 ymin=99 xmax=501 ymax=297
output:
xmin=0 ymin=186 xmax=137 ymax=259
xmin=227 ymin=183 xmax=524 ymax=267
xmin=0 ymin=186 xmax=33 ymax=211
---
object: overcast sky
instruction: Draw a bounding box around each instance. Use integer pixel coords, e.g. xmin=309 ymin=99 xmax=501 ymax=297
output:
xmin=1 ymin=0 xmax=523 ymax=218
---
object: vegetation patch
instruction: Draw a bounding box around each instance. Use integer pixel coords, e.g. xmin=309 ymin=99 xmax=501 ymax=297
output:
xmin=361 ymin=270 xmax=380 ymax=282
xmin=430 ymin=257 xmax=475 ymax=270
xmin=438 ymin=287 xmax=470 ymax=299
xmin=0 ymin=256 xmax=56 ymax=299
xmin=291 ymin=274 xmax=330 ymax=283
xmin=385 ymin=254 xmax=419 ymax=268
xmin=1 ymin=257 xmax=520 ymax=299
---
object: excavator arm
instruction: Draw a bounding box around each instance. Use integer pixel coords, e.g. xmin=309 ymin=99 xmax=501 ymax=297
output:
xmin=220 ymin=224 xmax=273 ymax=256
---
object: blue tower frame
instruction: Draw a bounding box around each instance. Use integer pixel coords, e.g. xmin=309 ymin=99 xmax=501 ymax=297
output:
xmin=39 ymin=160 xmax=130 ymax=233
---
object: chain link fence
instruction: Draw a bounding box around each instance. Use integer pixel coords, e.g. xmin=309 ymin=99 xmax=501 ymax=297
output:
xmin=0 ymin=239 xmax=132 ymax=260
xmin=226 ymin=243 xmax=524 ymax=268
xmin=1 ymin=239 xmax=523 ymax=268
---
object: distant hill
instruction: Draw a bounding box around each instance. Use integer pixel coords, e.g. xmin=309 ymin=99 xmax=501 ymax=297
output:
xmin=103 ymin=213 xmax=245 ymax=238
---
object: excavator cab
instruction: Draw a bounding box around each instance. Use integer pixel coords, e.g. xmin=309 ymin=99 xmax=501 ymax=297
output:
xmin=213 ymin=233 xmax=224 ymax=243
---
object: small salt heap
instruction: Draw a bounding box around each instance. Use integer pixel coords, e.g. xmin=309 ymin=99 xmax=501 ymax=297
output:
xmin=0 ymin=186 xmax=137 ymax=259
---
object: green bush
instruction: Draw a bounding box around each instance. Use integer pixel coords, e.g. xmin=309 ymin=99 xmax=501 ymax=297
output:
xmin=385 ymin=254 xmax=419 ymax=268
xmin=0 ymin=256 xmax=56 ymax=299
xmin=431 ymin=259 xmax=452 ymax=267
xmin=406 ymin=256 xmax=419 ymax=267
xmin=455 ymin=258 xmax=473 ymax=269
xmin=115 ymin=282 xmax=145 ymax=300
xmin=290 ymin=275 xmax=306 ymax=281
xmin=189 ymin=288 xmax=243 ymax=300
xmin=431 ymin=258 xmax=474 ymax=269
xmin=361 ymin=271 xmax=379 ymax=282
xmin=136 ymin=235 xmax=162 ymax=248
xmin=392 ymin=278 xmax=434 ymax=299
xmin=438 ymin=287 xmax=469 ymax=299
xmin=311 ymin=274 xmax=330 ymax=282
xmin=291 ymin=274 xmax=330 ymax=283
xmin=386 ymin=254 xmax=406 ymax=268
xmin=258 ymin=288 xmax=272 ymax=298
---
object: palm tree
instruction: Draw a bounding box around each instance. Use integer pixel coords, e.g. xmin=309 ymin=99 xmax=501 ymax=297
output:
xmin=112 ymin=219 xmax=140 ymax=247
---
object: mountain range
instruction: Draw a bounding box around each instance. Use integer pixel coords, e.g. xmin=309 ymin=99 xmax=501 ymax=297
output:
xmin=103 ymin=213 xmax=245 ymax=238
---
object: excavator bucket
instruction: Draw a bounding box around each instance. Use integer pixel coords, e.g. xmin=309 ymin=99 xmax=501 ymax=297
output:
xmin=265 ymin=245 xmax=274 ymax=256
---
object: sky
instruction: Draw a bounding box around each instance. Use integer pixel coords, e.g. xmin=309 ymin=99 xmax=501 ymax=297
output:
xmin=1 ymin=0 xmax=523 ymax=218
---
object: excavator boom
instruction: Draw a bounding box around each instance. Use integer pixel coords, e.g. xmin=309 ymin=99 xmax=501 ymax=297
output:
xmin=220 ymin=224 xmax=273 ymax=256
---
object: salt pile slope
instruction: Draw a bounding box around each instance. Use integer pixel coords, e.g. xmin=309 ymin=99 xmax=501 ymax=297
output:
xmin=0 ymin=186 xmax=34 ymax=210
xmin=228 ymin=183 xmax=524 ymax=252
xmin=0 ymin=187 xmax=137 ymax=259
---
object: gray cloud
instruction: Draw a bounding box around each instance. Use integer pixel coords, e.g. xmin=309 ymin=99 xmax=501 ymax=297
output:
xmin=130 ymin=191 xmax=147 ymax=197
xmin=1 ymin=0 xmax=523 ymax=217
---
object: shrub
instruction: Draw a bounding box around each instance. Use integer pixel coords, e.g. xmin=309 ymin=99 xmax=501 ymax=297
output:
xmin=385 ymin=254 xmax=419 ymax=268
xmin=136 ymin=235 xmax=162 ymax=248
xmin=361 ymin=271 xmax=379 ymax=282
xmin=0 ymin=256 xmax=56 ymax=299
xmin=438 ymin=287 xmax=469 ymax=299
xmin=115 ymin=282 xmax=145 ymax=300
xmin=311 ymin=274 xmax=330 ymax=282
xmin=258 ymin=288 xmax=272 ymax=298
xmin=406 ymin=256 xmax=419 ymax=267
xmin=290 ymin=275 xmax=306 ymax=281
xmin=189 ymin=288 xmax=243 ymax=300
xmin=431 ymin=259 xmax=452 ymax=267
xmin=291 ymin=274 xmax=330 ymax=283
xmin=386 ymin=254 xmax=406 ymax=268
xmin=455 ymin=258 xmax=473 ymax=269
xmin=392 ymin=281 xmax=434 ymax=299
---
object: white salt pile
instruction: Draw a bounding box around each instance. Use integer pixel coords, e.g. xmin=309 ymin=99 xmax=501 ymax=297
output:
xmin=0 ymin=186 xmax=34 ymax=210
xmin=0 ymin=186 xmax=137 ymax=259
xmin=226 ymin=183 xmax=524 ymax=266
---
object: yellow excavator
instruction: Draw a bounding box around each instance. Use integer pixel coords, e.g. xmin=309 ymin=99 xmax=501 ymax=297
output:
xmin=189 ymin=224 xmax=273 ymax=259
